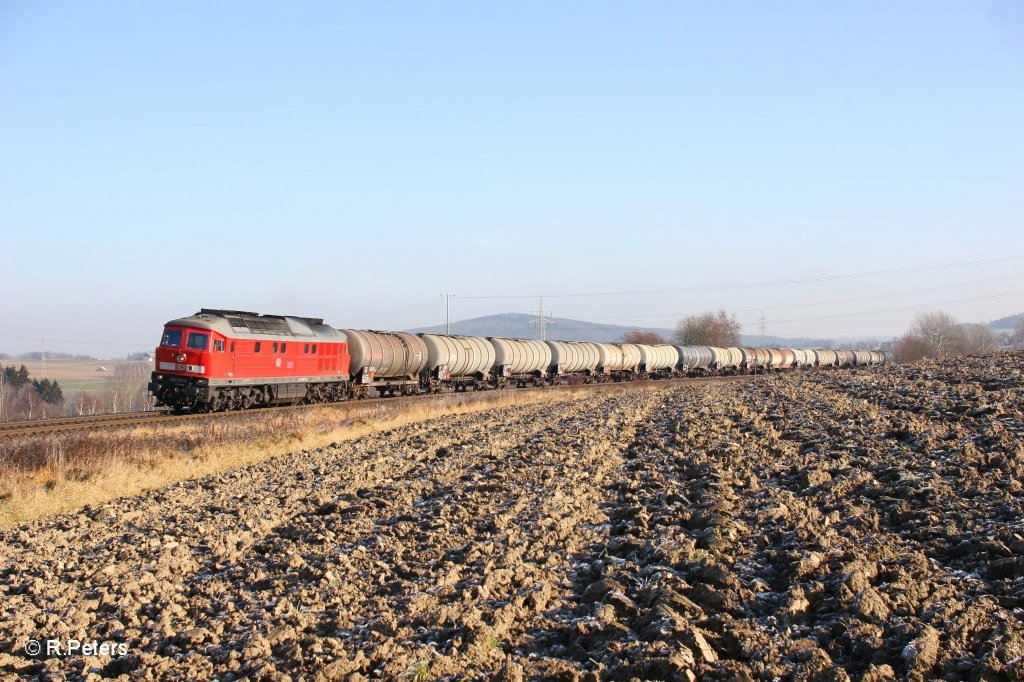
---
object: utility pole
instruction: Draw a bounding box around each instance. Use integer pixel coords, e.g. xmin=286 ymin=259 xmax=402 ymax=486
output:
xmin=441 ymin=293 xmax=456 ymax=335
xmin=529 ymin=297 xmax=553 ymax=341
xmin=759 ymin=309 xmax=767 ymax=347
xmin=41 ymin=333 xmax=46 ymax=380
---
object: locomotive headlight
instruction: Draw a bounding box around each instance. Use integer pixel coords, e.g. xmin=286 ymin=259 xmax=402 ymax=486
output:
xmin=176 ymin=354 xmax=185 ymax=362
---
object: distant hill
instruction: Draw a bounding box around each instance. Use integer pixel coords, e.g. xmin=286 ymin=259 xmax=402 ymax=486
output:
xmin=407 ymin=313 xmax=883 ymax=347
xmin=989 ymin=312 xmax=1022 ymax=331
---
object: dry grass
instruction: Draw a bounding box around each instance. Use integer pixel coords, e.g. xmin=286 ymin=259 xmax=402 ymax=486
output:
xmin=0 ymin=382 xmax=675 ymax=527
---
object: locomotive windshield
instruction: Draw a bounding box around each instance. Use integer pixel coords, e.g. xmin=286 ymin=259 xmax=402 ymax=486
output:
xmin=161 ymin=329 xmax=183 ymax=347
xmin=186 ymin=332 xmax=210 ymax=350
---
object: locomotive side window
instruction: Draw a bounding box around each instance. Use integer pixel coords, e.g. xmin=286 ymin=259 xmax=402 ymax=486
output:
xmin=312 ymin=344 xmax=318 ymax=354
xmin=230 ymin=342 xmax=235 ymax=352
xmin=187 ymin=333 xmax=209 ymax=350
xmin=161 ymin=329 xmax=183 ymax=347
xmin=281 ymin=343 xmax=287 ymax=352
xmin=273 ymin=342 xmax=279 ymax=353
xmin=255 ymin=342 xmax=262 ymax=353
xmin=213 ymin=339 xmax=225 ymax=352
xmin=304 ymin=344 xmax=309 ymax=354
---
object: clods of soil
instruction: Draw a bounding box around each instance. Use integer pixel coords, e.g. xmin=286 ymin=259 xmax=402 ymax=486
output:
xmin=1 ymin=353 xmax=1022 ymax=680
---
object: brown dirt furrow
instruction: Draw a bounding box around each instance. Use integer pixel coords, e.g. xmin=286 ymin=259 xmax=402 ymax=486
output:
xmin=0 ymin=397 xmax=584 ymax=680
xmin=2 ymin=353 xmax=1023 ymax=681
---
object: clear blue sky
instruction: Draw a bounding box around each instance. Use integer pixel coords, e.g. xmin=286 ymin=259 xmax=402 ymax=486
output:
xmin=2 ymin=1 xmax=1022 ymax=355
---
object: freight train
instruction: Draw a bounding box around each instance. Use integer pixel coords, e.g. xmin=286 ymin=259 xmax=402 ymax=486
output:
xmin=148 ymin=309 xmax=887 ymax=413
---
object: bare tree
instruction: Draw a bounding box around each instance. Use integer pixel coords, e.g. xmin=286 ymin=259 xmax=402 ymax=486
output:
xmin=68 ymin=390 xmax=103 ymax=416
xmin=674 ymin=310 xmax=742 ymax=347
xmin=621 ymin=331 xmax=668 ymax=345
xmin=1015 ymin=316 xmax=1024 ymax=348
xmin=961 ymin=323 xmax=997 ymax=355
xmin=106 ymin=363 xmax=150 ymax=413
xmin=894 ymin=333 xmax=938 ymax=363
xmin=13 ymin=384 xmax=52 ymax=421
xmin=909 ymin=311 xmax=965 ymax=357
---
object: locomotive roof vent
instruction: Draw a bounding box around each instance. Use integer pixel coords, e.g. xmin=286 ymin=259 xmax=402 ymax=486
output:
xmin=189 ymin=309 xmax=328 ymax=337
xmin=198 ymin=308 xmax=260 ymax=318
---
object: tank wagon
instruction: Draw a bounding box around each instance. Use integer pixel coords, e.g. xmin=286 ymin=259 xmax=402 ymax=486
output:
xmin=489 ymin=337 xmax=551 ymax=387
xmin=744 ymin=348 xmax=771 ymax=370
xmin=421 ymin=334 xmax=496 ymax=390
xmin=150 ymin=309 xmax=892 ymax=412
xmin=638 ymin=344 xmax=679 ymax=377
xmin=815 ymin=349 xmax=839 ymax=367
xmin=772 ymin=348 xmax=797 ymax=369
xmin=545 ymin=340 xmax=601 ymax=380
xmin=851 ymin=350 xmax=873 ymax=367
xmin=792 ymin=349 xmax=815 ymax=368
xmin=594 ymin=343 xmax=641 ymax=379
xmin=721 ymin=347 xmax=744 ymax=372
xmin=338 ymin=329 xmax=427 ymax=397
xmin=676 ymin=346 xmax=715 ymax=373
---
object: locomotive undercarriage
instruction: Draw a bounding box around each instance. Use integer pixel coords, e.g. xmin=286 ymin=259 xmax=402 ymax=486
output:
xmin=149 ymin=373 xmax=351 ymax=414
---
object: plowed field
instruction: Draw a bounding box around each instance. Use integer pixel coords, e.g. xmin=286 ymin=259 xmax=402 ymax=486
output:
xmin=2 ymin=353 xmax=1023 ymax=680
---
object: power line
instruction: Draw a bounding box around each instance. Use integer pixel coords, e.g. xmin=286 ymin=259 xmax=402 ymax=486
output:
xmin=570 ymin=272 xmax=1024 ymax=320
xmin=459 ymin=252 xmax=1022 ymax=300
xmin=342 ymin=298 xmax=438 ymax=325
xmin=767 ymin=289 xmax=1024 ymax=325
xmin=0 ymin=334 xmax=153 ymax=347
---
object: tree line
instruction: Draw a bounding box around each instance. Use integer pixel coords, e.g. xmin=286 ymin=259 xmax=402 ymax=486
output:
xmin=0 ymin=352 xmax=96 ymax=361
xmin=1 ymin=365 xmax=64 ymax=404
xmin=619 ymin=308 xmax=1015 ymax=363
xmin=621 ymin=310 xmax=743 ymax=347
xmin=894 ymin=311 xmax=1011 ymax=362
xmin=0 ymin=365 xmax=65 ymax=421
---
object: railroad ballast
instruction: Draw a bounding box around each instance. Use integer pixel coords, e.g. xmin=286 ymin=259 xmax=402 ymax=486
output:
xmin=149 ymin=309 xmax=888 ymax=413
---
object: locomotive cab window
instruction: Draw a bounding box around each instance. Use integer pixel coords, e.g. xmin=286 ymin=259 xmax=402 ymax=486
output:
xmin=255 ymin=342 xmax=262 ymax=353
xmin=186 ymin=333 xmax=209 ymax=350
xmin=161 ymin=330 xmax=183 ymax=347
xmin=213 ymin=339 xmax=225 ymax=352
xmin=230 ymin=342 xmax=235 ymax=352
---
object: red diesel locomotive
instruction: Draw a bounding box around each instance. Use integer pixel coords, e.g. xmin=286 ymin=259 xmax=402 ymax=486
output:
xmin=149 ymin=309 xmax=351 ymax=412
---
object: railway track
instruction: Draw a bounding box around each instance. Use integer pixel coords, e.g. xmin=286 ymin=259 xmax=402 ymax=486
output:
xmin=0 ymin=373 xmax=759 ymax=438
xmin=0 ymin=411 xmax=179 ymax=436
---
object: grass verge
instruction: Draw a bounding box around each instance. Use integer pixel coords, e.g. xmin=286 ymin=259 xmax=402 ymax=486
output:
xmin=0 ymin=381 xmax=680 ymax=527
